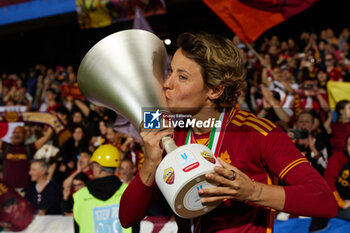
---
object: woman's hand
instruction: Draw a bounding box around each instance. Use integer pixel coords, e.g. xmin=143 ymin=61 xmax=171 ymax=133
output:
xmin=141 ymin=129 xmax=173 ymax=166
xmin=62 ymin=185 xmax=71 ymax=200
xmin=139 ymin=127 xmax=173 ymax=186
xmin=199 ymin=157 xmax=255 ymax=203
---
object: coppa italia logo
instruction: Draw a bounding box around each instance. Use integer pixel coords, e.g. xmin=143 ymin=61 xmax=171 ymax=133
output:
xmin=142 ymin=109 xmax=222 ymax=129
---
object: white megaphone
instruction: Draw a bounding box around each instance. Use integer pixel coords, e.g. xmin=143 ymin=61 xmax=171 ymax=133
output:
xmin=77 ymin=29 xmax=221 ymax=218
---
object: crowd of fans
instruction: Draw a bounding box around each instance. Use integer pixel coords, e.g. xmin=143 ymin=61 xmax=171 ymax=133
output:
xmin=0 ymin=27 xmax=350 ymax=231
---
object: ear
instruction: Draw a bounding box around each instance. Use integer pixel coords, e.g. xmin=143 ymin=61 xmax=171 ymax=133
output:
xmin=208 ymin=84 xmax=225 ymax=101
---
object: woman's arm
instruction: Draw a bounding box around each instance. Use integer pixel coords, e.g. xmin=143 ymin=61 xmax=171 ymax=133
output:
xmin=200 ymin=157 xmax=337 ymax=218
xmin=200 ymin=127 xmax=337 ymax=218
xmin=200 ymin=157 xmax=285 ymax=210
xmin=119 ymin=172 xmax=158 ymax=227
xmin=119 ymin=129 xmax=172 ymax=227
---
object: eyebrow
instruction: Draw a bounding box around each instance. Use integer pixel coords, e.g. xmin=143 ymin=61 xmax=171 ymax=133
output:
xmin=176 ymin=68 xmax=192 ymax=76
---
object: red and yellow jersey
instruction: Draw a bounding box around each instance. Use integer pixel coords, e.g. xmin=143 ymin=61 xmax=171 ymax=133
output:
xmin=120 ymin=108 xmax=337 ymax=233
xmin=173 ymin=109 xmax=311 ymax=233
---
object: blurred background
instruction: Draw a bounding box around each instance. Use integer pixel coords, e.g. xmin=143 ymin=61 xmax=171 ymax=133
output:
xmin=0 ymin=0 xmax=349 ymax=73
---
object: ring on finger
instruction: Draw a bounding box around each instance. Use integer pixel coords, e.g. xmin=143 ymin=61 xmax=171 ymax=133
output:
xmin=229 ymin=169 xmax=237 ymax=181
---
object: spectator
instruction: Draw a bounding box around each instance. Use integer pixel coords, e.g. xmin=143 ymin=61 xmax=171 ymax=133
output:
xmin=257 ymin=85 xmax=290 ymax=130
xmin=0 ymin=126 xmax=53 ymax=189
xmin=105 ymin=122 xmax=133 ymax=160
xmin=25 ymin=159 xmax=62 ymax=215
xmin=73 ymin=144 xmax=131 ymax=233
xmin=290 ymin=110 xmax=329 ymax=175
xmin=310 ymin=135 xmax=350 ymax=232
xmin=52 ymin=105 xmax=72 ymax=146
xmin=61 ymin=172 xmax=90 ymax=216
xmin=325 ymin=53 xmax=343 ymax=81
xmin=74 ymin=99 xmax=116 ymax=138
xmin=39 ymin=88 xmax=60 ymax=113
xmin=316 ymin=66 xmax=329 ymax=92
xmin=119 ymin=158 xmax=136 ymax=184
xmin=62 ymin=148 xmax=93 ymax=191
xmin=54 ymin=125 xmax=89 ymax=184
xmin=328 ymin=100 xmax=350 ymax=153
xmin=90 ymin=120 xmax=107 ymax=148
xmin=324 ymin=135 xmax=350 ymax=219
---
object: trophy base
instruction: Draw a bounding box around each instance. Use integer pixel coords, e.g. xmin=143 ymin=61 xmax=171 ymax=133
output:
xmin=155 ymin=143 xmax=221 ymax=219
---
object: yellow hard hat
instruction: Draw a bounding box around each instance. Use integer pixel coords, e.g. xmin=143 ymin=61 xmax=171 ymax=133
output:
xmin=90 ymin=144 xmax=121 ymax=168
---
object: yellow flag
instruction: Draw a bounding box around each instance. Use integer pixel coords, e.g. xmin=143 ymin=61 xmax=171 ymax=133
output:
xmin=327 ymin=81 xmax=350 ymax=110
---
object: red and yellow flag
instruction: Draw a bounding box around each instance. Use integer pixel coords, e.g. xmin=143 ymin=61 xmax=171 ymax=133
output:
xmin=202 ymin=0 xmax=319 ymax=43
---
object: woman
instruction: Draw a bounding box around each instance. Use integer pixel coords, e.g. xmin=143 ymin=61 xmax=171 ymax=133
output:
xmin=329 ymin=100 xmax=350 ymax=153
xmin=119 ymin=32 xmax=337 ymax=232
xmin=61 ymin=172 xmax=90 ymax=216
xmin=54 ymin=125 xmax=89 ymax=183
xmin=324 ymin=135 xmax=350 ymax=219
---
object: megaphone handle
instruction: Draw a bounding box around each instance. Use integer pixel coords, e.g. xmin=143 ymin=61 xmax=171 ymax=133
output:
xmin=161 ymin=135 xmax=178 ymax=154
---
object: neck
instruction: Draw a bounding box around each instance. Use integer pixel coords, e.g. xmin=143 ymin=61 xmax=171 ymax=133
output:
xmin=339 ymin=115 xmax=349 ymax=123
xmin=37 ymin=176 xmax=48 ymax=186
xmin=192 ymin=107 xmax=221 ymax=134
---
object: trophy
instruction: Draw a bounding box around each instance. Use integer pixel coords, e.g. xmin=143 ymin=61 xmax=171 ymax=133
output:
xmin=77 ymin=29 xmax=221 ymax=218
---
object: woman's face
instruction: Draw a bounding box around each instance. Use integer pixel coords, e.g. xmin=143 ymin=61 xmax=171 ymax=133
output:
xmin=317 ymin=71 xmax=327 ymax=82
xmin=73 ymin=127 xmax=83 ymax=141
xmin=163 ymin=49 xmax=213 ymax=113
xmin=73 ymin=112 xmax=83 ymax=123
xmin=72 ymin=179 xmax=85 ymax=192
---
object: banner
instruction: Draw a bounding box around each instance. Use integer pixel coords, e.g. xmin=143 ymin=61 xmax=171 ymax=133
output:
xmin=202 ymin=0 xmax=319 ymax=43
xmin=76 ymin=0 xmax=166 ymax=29
xmin=327 ymin=81 xmax=350 ymax=110
xmin=60 ymin=83 xmax=84 ymax=99
xmin=0 ymin=106 xmax=26 ymax=143
xmin=0 ymin=112 xmax=66 ymax=135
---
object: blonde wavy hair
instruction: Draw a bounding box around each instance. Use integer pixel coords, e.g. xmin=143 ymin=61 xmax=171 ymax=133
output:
xmin=177 ymin=32 xmax=247 ymax=111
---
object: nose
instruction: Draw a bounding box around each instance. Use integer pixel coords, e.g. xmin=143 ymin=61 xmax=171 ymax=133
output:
xmin=163 ymin=73 xmax=173 ymax=90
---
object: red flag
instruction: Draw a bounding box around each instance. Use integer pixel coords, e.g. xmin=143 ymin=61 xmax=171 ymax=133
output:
xmin=202 ymin=0 xmax=319 ymax=43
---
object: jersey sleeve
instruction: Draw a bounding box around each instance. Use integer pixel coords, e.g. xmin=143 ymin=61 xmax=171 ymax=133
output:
xmin=119 ymin=172 xmax=158 ymax=228
xmin=259 ymin=125 xmax=338 ymax=218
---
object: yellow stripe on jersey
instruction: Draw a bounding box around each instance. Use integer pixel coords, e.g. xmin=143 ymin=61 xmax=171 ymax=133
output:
xmin=232 ymin=119 xmax=268 ymax=136
xmin=227 ymin=108 xmax=236 ymax=124
xmin=232 ymin=111 xmax=277 ymax=136
xmin=236 ymin=114 xmax=273 ymax=131
xmin=333 ymin=191 xmax=346 ymax=208
xmin=240 ymin=111 xmax=277 ymax=129
xmin=279 ymin=158 xmax=309 ymax=180
xmin=235 ymin=114 xmax=246 ymax=121
xmin=259 ymin=117 xmax=277 ymax=129
xmin=238 ymin=111 xmax=250 ymax=116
